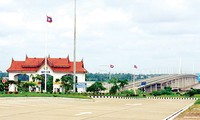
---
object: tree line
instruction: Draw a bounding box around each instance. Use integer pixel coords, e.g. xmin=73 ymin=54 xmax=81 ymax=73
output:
xmin=86 ymin=73 xmax=163 ymax=81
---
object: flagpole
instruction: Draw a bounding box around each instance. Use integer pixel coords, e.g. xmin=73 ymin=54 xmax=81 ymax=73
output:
xmin=73 ymin=0 xmax=77 ymax=92
xmin=133 ymin=69 xmax=136 ymax=94
xmin=44 ymin=16 xmax=47 ymax=93
xmin=109 ymin=65 xmax=111 ymax=80
xmin=133 ymin=65 xmax=137 ymax=95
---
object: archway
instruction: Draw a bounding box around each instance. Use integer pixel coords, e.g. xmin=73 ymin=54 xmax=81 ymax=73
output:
xmin=40 ymin=74 xmax=53 ymax=92
xmin=13 ymin=74 xmax=30 ymax=92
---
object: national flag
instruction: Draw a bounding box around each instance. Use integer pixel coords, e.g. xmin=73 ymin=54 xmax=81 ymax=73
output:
xmin=134 ymin=65 xmax=138 ymax=69
xmin=110 ymin=64 xmax=114 ymax=68
xmin=47 ymin=16 xmax=52 ymax=23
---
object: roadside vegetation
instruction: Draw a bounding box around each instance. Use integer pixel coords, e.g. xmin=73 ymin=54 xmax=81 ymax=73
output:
xmin=0 ymin=91 xmax=90 ymax=99
xmin=1 ymin=76 xmax=200 ymax=100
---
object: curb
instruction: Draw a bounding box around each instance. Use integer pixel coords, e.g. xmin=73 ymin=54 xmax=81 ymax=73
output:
xmin=146 ymin=97 xmax=198 ymax=100
xmin=89 ymin=96 xmax=198 ymax=100
xmin=89 ymin=96 xmax=140 ymax=99
xmin=163 ymin=102 xmax=195 ymax=120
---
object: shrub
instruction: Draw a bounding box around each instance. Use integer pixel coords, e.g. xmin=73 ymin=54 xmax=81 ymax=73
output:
xmin=184 ymin=88 xmax=198 ymax=97
xmin=53 ymin=94 xmax=58 ymax=97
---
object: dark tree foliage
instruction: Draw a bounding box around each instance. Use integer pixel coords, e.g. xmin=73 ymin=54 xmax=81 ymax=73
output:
xmin=118 ymin=79 xmax=128 ymax=90
xmin=184 ymin=88 xmax=200 ymax=97
xmin=0 ymin=77 xmax=4 ymax=91
xmin=151 ymin=86 xmax=173 ymax=96
xmin=47 ymin=76 xmax=53 ymax=92
xmin=87 ymin=81 xmax=106 ymax=93
xmin=61 ymin=75 xmax=74 ymax=92
xmin=109 ymin=85 xmax=120 ymax=94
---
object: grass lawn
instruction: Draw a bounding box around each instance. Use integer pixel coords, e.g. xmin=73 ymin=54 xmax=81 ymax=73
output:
xmin=0 ymin=92 xmax=90 ymax=99
xmin=174 ymin=96 xmax=200 ymax=120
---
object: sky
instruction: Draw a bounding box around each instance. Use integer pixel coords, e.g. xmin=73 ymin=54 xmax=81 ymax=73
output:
xmin=0 ymin=0 xmax=200 ymax=74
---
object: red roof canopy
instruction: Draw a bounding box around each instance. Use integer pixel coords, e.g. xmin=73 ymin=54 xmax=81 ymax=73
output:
xmin=7 ymin=56 xmax=87 ymax=73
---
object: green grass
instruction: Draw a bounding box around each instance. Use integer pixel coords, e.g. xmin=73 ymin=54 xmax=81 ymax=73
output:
xmin=194 ymin=99 xmax=200 ymax=104
xmin=0 ymin=92 xmax=90 ymax=99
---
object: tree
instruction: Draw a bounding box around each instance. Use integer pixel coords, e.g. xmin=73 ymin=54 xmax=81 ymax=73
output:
xmin=47 ymin=76 xmax=53 ymax=92
xmin=118 ymin=79 xmax=128 ymax=91
xmin=35 ymin=74 xmax=44 ymax=90
xmin=108 ymin=77 xmax=118 ymax=86
xmin=108 ymin=78 xmax=120 ymax=94
xmin=22 ymin=81 xmax=36 ymax=92
xmin=61 ymin=76 xmax=74 ymax=92
xmin=185 ymin=88 xmax=199 ymax=97
xmin=109 ymin=85 xmax=119 ymax=94
xmin=87 ymin=81 xmax=106 ymax=93
xmin=0 ymin=77 xmax=5 ymax=91
xmin=30 ymin=74 xmax=35 ymax=82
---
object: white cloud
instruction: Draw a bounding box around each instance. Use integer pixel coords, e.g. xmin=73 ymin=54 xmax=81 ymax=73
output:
xmin=0 ymin=0 xmax=200 ymax=74
xmin=164 ymin=0 xmax=188 ymax=11
xmin=130 ymin=27 xmax=143 ymax=34
xmin=0 ymin=0 xmax=13 ymax=4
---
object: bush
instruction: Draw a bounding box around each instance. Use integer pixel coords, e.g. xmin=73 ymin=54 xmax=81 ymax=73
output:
xmin=151 ymin=91 xmax=162 ymax=96
xmin=53 ymin=94 xmax=58 ymax=97
xmin=184 ymin=88 xmax=198 ymax=97
xmin=150 ymin=87 xmax=173 ymax=96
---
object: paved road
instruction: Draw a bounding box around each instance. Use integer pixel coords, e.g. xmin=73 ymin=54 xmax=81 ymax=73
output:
xmin=0 ymin=97 xmax=195 ymax=120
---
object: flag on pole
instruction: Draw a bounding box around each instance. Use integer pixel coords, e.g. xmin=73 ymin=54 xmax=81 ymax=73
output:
xmin=134 ymin=65 xmax=138 ymax=69
xmin=110 ymin=64 xmax=114 ymax=68
xmin=47 ymin=16 xmax=52 ymax=23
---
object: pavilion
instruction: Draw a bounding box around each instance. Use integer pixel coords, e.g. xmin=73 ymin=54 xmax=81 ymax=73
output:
xmin=7 ymin=55 xmax=87 ymax=93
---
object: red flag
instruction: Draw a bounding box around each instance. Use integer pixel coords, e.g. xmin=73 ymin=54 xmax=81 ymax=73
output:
xmin=134 ymin=65 xmax=138 ymax=69
xmin=47 ymin=16 xmax=52 ymax=23
xmin=110 ymin=64 xmax=114 ymax=68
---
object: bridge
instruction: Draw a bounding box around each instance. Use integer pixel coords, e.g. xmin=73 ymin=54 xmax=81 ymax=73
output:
xmin=125 ymin=74 xmax=199 ymax=93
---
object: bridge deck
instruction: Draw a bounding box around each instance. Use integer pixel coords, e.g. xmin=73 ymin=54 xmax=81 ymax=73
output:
xmin=125 ymin=74 xmax=197 ymax=91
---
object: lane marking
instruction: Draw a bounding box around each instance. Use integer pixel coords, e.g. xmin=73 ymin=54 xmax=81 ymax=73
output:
xmin=75 ymin=112 xmax=92 ymax=116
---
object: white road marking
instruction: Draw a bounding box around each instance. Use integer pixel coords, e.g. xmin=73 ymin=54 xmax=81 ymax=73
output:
xmin=75 ymin=112 xmax=92 ymax=116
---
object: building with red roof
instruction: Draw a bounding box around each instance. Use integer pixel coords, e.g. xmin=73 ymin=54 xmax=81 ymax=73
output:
xmin=7 ymin=55 xmax=87 ymax=92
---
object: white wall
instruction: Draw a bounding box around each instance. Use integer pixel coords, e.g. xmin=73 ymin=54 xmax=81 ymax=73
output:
xmin=8 ymin=64 xmax=86 ymax=93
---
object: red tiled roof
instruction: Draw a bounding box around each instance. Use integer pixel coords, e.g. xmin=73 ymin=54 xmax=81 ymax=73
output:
xmin=22 ymin=58 xmax=44 ymax=67
xmin=7 ymin=56 xmax=87 ymax=73
xmin=48 ymin=58 xmax=70 ymax=67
